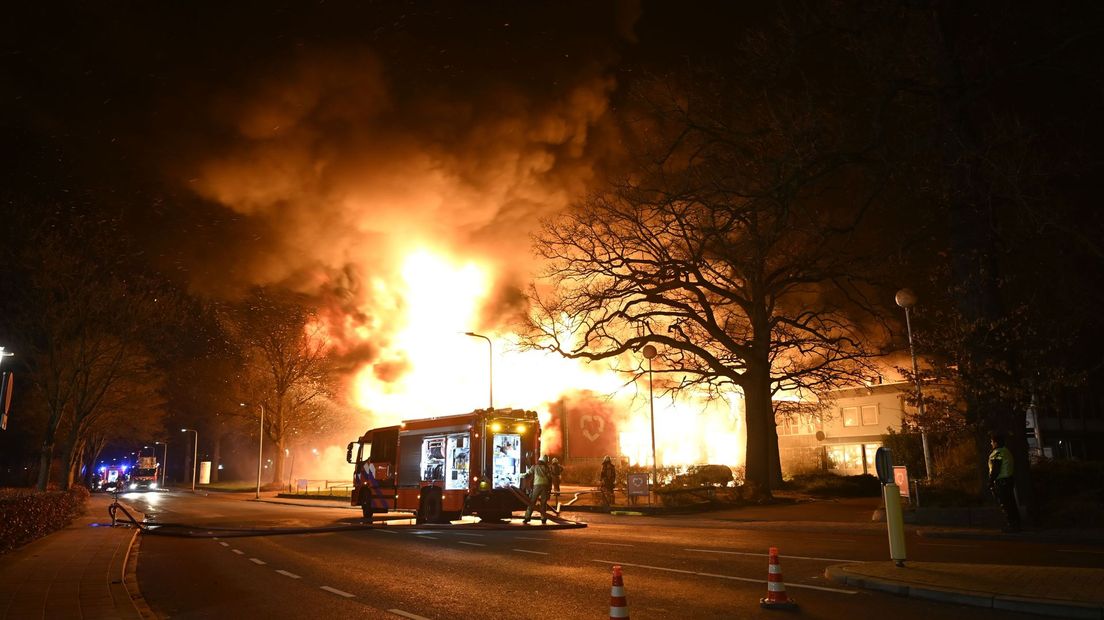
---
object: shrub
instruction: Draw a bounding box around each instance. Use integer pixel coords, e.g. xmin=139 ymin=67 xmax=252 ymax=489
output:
xmin=786 ymin=472 xmax=881 ymax=497
xmin=0 ymin=486 xmax=90 ymax=554
xmin=1030 ymin=459 xmax=1104 ymax=527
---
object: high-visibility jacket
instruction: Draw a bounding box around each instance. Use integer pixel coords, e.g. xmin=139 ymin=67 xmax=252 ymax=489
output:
xmin=526 ymin=462 xmax=552 ymax=486
xmin=988 ymin=446 xmax=1014 ymax=481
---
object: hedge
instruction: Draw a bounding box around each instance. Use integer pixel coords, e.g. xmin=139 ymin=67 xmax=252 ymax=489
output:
xmin=0 ymin=486 xmax=91 ymax=554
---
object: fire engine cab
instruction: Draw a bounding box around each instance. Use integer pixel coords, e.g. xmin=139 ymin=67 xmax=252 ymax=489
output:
xmin=346 ymin=408 xmax=541 ymax=523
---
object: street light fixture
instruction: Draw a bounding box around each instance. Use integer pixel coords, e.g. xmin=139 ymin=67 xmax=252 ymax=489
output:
xmin=642 ymin=344 xmax=659 ymax=489
xmin=464 ymin=332 xmax=494 ymax=410
xmin=180 ymin=428 xmax=198 ymax=492
xmin=895 ymin=288 xmax=934 ymax=479
xmin=242 ymin=402 xmax=265 ymax=499
xmin=154 ymin=441 xmax=168 ymax=487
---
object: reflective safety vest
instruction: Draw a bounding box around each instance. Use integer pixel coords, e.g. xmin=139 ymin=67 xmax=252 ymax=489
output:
xmin=988 ymin=446 xmax=1014 ymax=480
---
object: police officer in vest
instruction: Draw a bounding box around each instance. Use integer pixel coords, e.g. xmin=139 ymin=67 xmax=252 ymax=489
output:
xmin=989 ymin=433 xmax=1020 ymax=532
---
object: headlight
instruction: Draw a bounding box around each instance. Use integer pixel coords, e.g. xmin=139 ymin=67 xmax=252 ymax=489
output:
xmin=129 ymin=483 xmax=137 ymax=490
xmin=149 ymin=482 xmax=158 ymax=489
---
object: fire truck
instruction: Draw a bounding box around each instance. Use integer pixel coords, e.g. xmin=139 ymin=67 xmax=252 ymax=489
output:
xmin=346 ymin=408 xmax=541 ymax=523
xmin=129 ymin=450 xmax=160 ymax=491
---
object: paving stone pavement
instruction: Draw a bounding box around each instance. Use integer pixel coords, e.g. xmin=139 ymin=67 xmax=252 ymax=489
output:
xmin=0 ymin=494 xmax=144 ymax=619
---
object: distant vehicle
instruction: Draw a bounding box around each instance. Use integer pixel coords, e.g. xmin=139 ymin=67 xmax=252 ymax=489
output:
xmin=95 ymin=465 xmax=127 ymax=492
xmin=128 ymin=451 xmax=160 ymax=491
xmin=346 ymin=408 xmax=541 ymax=523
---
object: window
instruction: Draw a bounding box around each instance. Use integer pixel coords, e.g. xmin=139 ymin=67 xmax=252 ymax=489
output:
xmin=842 ymin=406 xmax=859 ymax=427
xmin=861 ymin=405 xmax=879 ymax=426
xmin=825 ymin=444 xmax=864 ymax=474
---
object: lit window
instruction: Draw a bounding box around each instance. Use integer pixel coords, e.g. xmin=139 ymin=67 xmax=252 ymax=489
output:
xmin=842 ymin=407 xmax=859 ymax=427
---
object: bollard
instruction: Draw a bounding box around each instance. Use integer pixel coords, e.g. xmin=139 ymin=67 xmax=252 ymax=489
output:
xmin=883 ymin=482 xmax=907 ymax=567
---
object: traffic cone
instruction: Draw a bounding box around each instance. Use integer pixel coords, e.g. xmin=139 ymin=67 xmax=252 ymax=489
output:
xmin=760 ymin=547 xmax=798 ymax=610
xmin=609 ymin=565 xmax=629 ymax=619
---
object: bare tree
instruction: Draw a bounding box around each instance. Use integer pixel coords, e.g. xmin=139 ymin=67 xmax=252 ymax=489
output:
xmin=526 ymin=64 xmax=890 ymax=493
xmin=223 ymin=288 xmax=337 ymax=483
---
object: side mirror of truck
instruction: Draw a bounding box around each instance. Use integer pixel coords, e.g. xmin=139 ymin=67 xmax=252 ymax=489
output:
xmin=346 ymin=442 xmax=356 ymax=464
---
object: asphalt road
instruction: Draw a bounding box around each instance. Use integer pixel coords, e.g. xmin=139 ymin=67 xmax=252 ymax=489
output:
xmin=122 ymin=490 xmax=1103 ymax=619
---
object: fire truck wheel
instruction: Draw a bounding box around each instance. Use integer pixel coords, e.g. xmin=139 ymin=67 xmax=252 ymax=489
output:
xmin=417 ymin=487 xmax=444 ymax=524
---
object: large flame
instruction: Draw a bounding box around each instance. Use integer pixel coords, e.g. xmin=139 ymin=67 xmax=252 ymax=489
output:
xmin=344 ymin=246 xmax=746 ymax=470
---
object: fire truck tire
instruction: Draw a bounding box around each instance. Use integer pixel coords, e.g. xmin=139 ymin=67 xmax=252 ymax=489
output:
xmin=417 ymin=487 xmax=443 ymax=524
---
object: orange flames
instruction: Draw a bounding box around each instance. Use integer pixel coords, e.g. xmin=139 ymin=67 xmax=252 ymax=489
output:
xmin=342 ymin=247 xmax=746 ymax=470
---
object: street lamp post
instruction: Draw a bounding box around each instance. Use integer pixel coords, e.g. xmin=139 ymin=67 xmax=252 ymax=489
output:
xmin=642 ymin=345 xmax=659 ymax=488
xmin=154 ymin=441 xmax=168 ymax=487
xmin=464 ymin=332 xmax=493 ymax=410
xmin=895 ymin=288 xmax=934 ymax=479
xmin=180 ymin=428 xmax=198 ymax=492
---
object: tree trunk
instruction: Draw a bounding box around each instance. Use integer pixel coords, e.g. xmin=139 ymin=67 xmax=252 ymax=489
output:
xmin=742 ymin=378 xmax=774 ymax=496
xmin=35 ymin=441 xmax=55 ymax=491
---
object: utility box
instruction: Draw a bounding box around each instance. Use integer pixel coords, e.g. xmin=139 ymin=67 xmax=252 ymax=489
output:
xmin=199 ymin=461 xmax=212 ymax=485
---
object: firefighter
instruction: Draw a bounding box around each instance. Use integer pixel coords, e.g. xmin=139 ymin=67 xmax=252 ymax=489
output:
xmin=522 ymin=455 xmax=552 ymax=524
xmin=989 ymin=433 xmax=1021 ymax=532
xmin=600 ymin=455 xmax=616 ymax=507
xmin=550 ymin=457 xmax=564 ymax=495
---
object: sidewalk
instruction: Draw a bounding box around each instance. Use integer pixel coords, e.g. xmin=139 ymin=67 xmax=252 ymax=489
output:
xmin=0 ymin=494 xmax=149 ymax=619
xmin=826 ymin=561 xmax=1104 ymax=619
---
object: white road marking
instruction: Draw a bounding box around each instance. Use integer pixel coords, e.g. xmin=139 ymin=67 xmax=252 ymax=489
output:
xmin=515 ymin=536 xmax=549 ymax=541
xmin=276 ymin=570 xmax=301 ymax=579
xmin=514 ymin=549 xmax=549 ymax=556
xmin=591 ymin=542 xmax=634 ymax=547
xmin=389 ymin=610 xmax=432 ymax=620
xmin=684 ymin=548 xmax=857 ymax=563
xmin=457 ymin=541 xmax=486 ymax=547
xmin=250 ymin=558 xmax=266 ymax=565
xmin=219 ymin=542 xmax=230 ymax=547
xmin=453 ymin=532 xmax=484 ymax=537
xmin=232 ymin=549 xmax=245 ymax=555
xmin=321 ymin=586 xmax=355 ymax=598
xmin=592 ymin=560 xmax=857 ymax=594
xmin=917 ymin=542 xmax=978 ymax=548
xmin=416 ymin=535 xmax=439 ymax=540
xmin=376 ymin=528 xmax=399 ymax=534
xmin=1059 ymin=549 xmax=1104 ymax=555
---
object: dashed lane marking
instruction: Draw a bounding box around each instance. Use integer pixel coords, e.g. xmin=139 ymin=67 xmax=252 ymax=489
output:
xmin=376 ymin=529 xmax=399 ymax=534
xmin=591 ymin=542 xmax=633 ymax=547
xmin=389 ymin=609 xmax=431 ymax=620
xmin=416 ymin=535 xmax=439 ymax=540
xmin=232 ymin=549 xmax=245 ymax=555
xmin=592 ymin=560 xmax=857 ymax=594
xmin=513 ymin=549 xmax=549 ymax=556
xmin=321 ymin=586 xmax=355 ymax=598
xmin=457 ymin=541 xmax=486 ymax=547
xmin=684 ymin=548 xmax=858 ymax=563
xmin=515 ymin=536 xmax=549 ymax=541
xmin=276 ymin=570 xmax=301 ymax=579
xmin=219 ymin=542 xmax=230 ymax=547
xmin=250 ymin=558 xmax=266 ymax=565
xmin=453 ymin=532 xmax=484 ymax=537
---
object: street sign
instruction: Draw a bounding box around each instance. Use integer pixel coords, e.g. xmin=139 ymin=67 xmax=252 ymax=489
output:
xmin=626 ymin=473 xmax=649 ymax=497
xmin=893 ymin=465 xmax=910 ymax=498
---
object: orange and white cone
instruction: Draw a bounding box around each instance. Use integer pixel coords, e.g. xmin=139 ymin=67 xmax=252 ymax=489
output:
xmin=760 ymin=547 xmax=798 ymax=610
xmin=609 ymin=565 xmax=629 ymax=619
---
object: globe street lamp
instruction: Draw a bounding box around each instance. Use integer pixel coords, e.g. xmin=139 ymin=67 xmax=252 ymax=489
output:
xmin=242 ymin=402 xmax=266 ymax=499
xmin=154 ymin=441 xmax=168 ymax=487
xmin=464 ymin=332 xmax=494 ymax=410
xmin=180 ymin=428 xmax=198 ymax=492
xmin=895 ymin=288 xmax=934 ymax=479
xmin=642 ymin=344 xmax=659 ymax=488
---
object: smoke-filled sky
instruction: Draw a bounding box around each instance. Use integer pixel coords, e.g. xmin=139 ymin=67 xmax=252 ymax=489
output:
xmin=5 ymin=2 xmax=679 ymax=305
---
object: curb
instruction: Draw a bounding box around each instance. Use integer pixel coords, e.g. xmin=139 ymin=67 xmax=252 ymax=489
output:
xmin=916 ymin=528 xmax=1104 ymax=546
xmin=824 ymin=565 xmax=1104 ymax=619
